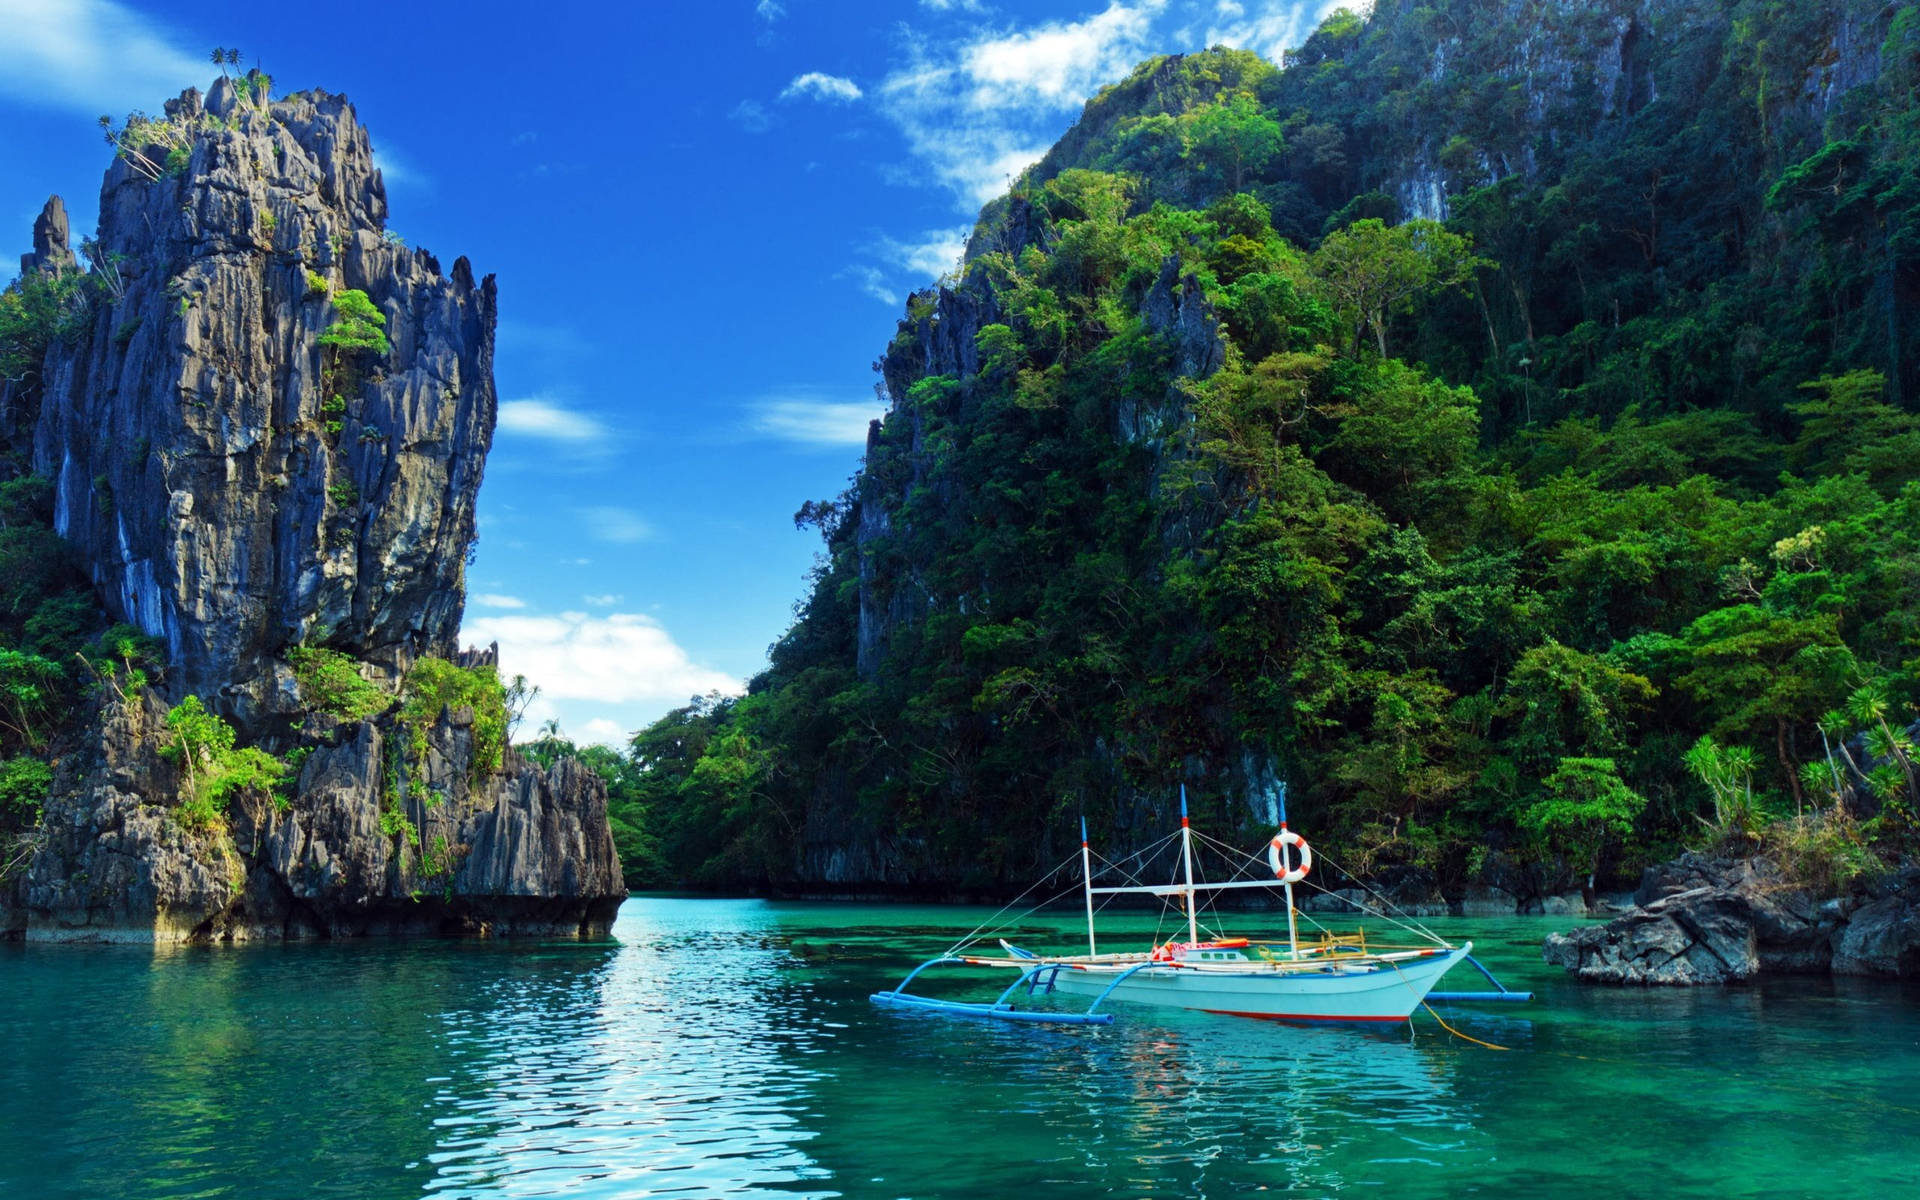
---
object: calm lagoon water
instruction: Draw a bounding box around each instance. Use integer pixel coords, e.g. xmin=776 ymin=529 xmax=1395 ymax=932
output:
xmin=3 ymin=897 xmax=1916 ymax=1198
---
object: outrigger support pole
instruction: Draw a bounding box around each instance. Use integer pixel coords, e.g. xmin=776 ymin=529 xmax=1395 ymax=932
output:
xmin=870 ymin=956 xmax=1115 ymax=1025
xmin=1086 ymin=961 xmax=1163 ymax=1016
xmin=1427 ymin=954 xmax=1535 ymax=1003
xmin=1081 ymin=815 xmax=1097 ymax=957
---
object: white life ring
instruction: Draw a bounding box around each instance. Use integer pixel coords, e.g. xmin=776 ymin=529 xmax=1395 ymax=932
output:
xmin=1268 ymin=828 xmax=1312 ymax=884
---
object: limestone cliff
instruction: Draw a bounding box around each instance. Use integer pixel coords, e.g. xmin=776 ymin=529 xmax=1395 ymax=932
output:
xmin=707 ymin=0 xmax=1916 ymax=899
xmin=0 ymin=75 xmax=624 ymax=941
xmin=21 ymin=76 xmax=487 ymax=715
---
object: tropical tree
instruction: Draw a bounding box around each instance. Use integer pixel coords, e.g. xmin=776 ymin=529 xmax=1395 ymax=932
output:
xmin=1683 ymin=735 xmax=1763 ymax=841
xmin=1521 ymin=756 xmax=1647 ymax=904
xmin=1311 ymin=218 xmax=1481 ymax=357
xmin=1182 ymin=92 xmax=1283 ymax=193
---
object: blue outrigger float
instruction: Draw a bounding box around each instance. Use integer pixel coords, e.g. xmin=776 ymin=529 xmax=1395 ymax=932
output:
xmin=872 ymin=788 xmax=1532 ymax=1027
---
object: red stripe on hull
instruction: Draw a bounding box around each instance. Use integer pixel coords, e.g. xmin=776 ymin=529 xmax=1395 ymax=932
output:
xmin=1200 ymin=1008 xmax=1407 ymax=1023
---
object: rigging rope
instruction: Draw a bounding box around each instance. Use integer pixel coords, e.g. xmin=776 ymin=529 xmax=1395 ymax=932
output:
xmin=941 ymin=854 xmax=1079 ymax=956
xmin=1189 ymin=828 xmax=1450 ymax=948
xmin=943 ymin=827 xmax=1189 ymax=956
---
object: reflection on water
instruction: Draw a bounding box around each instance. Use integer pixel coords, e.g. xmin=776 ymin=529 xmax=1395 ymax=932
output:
xmin=2 ymin=898 xmax=1917 ymax=1198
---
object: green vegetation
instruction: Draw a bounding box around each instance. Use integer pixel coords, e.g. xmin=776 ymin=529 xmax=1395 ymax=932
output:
xmin=286 ymin=646 xmax=387 ymax=722
xmin=321 ymin=392 xmax=346 ymax=437
xmin=378 ymin=805 xmax=419 ymax=846
xmin=1521 ymin=758 xmax=1646 ymax=902
xmin=613 ymin=11 xmax=1920 ymax=892
xmin=157 ymin=696 xmax=288 ymax=831
xmin=317 ymin=289 xmax=389 ymax=355
xmin=315 ymin=290 xmax=385 ymax=532
xmin=0 ymin=757 xmax=52 ymax=825
xmin=0 ymin=271 xmax=88 ymax=384
xmin=397 ymin=657 xmax=527 ymax=780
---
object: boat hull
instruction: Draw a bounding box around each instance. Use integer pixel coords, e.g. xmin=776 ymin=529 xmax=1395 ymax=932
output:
xmin=1043 ymin=946 xmax=1471 ymax=1022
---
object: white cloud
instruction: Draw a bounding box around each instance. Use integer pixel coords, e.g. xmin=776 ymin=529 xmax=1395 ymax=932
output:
xmin=837 ymin=264 xmax=898 ymax=305
xmin=781 ymin=72 xmax=863 ymax=103
xmin=578 ymin=507 xmax=654 ymax=544
xmin=0 ymin=0 xmax=206 ymax=115
xmin=874 ymin=226 xmax=971 ymax=279
xmin=751 ymin=392 xmax=885 ymax=447
xmin=370 ymin=140 xmax=431 ymax=191
xmin=729 ymin=99 xmax=775 ymax=133
xmin=875 ymin=2 xmax=1166 ymax=206
xmin=496 ymin=320 xmax=592 ymax=362
xmin=580 ymin=717 xmax=629 ymax=747
xmin=497 ymin=396 xmax=609 ymax=442
xmin=472 ymin=593 xmax=526 ymax=609
xmin=1205 ymin=0 xmax=1351 ymax=62
xmin=461 ymin=610 xmax=741 ymax=707
xmin=961 ymin=1 xmax=1164 ymax=110
xmin=756 ymin=0 xmax=785 ymax=20
xmin=871 ymin=1 xmax=1343 ymax=208
xmin=583 ymin=593 xmax=625 ymax=607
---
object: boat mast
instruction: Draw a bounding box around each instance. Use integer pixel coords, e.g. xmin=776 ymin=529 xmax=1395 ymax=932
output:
xmin=1080 ymin=815 xmax=1097 ymax=956
xmin=1279 ymin=783 xmax=1301 ymax=961
xmin=1179 ymin=784 xmax=1199 ymax=945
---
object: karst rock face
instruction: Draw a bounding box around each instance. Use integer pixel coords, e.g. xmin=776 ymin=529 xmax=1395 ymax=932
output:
xmin=26 ymin=76 xmax=492 ymax=721
xmin=0 ymin=75 xmax=626 ymax=941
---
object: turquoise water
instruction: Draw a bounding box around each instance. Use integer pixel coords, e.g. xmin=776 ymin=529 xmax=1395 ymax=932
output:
xmin=3 ymin=898 xmax=1916 ymax=1198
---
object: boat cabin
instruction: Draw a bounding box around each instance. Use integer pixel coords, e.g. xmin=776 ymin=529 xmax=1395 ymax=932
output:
xmin=1154 ymin=937 xmax=1253 ymax=964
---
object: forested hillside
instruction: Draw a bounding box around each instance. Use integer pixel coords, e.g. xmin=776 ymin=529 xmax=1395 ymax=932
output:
xmin=596 ymin=0 xmax=1919 ymax=899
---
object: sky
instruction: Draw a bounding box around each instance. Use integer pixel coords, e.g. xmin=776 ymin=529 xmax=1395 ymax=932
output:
xmin=0 ymin=0 xmax=1343 ymax=746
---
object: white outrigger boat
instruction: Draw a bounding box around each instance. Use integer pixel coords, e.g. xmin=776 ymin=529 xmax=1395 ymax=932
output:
xmin=872 ymin=787 xmax=1530 ymax=1026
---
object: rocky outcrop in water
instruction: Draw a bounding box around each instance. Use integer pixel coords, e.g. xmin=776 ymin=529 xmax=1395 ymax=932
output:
xmin=0 ymin=75 xmax=624 ymax=941
xmin=7 ymin=679 xmax=622 ymax=942
xmin=1542 ymin=853 xmax=1920 ymax=983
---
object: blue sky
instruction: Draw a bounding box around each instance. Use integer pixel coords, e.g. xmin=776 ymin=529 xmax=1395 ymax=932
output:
xmin=0 ymin=0 xmax=1338 ymax=745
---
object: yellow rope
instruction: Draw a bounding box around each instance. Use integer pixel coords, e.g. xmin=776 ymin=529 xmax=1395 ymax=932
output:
xmin=1418 ymin=999 xmax=1509 ymax=1051
xmin=1379 ymin=954 xmax=1510 ymax=1051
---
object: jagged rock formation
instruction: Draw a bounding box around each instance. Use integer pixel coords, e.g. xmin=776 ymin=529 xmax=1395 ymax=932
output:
xmin=10 ymin=678 xmax=621 ymax=942
xmin=18 ymin=195 xmax=75 ymax=277
xmin=18 ymin=76 xmax=491 ymax=717
xmin=1542 ymin=853 xmax=1920 ymax=983
xmin=0 ymin=75 xmax=624 ymax=941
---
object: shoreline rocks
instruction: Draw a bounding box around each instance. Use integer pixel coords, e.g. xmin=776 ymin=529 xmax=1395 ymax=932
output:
xmin=1543 ymin=853 xmax=1920 ymax=984
xmin=1 ymin=687 xmax=624 ymax=943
